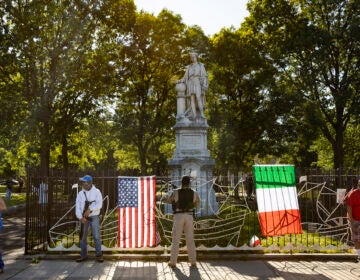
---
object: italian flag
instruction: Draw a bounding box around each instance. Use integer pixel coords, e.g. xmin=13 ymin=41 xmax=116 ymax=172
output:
xmin=253 ymin=165 xmax=302 ymax=236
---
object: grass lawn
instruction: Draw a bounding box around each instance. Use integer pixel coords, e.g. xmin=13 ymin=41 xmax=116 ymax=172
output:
xmin=0 ymin=185 xmax=26 ymax=207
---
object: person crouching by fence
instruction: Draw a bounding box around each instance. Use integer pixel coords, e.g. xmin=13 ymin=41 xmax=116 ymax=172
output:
xmin=75 ymin=175 xmax=104 ymax=263
xmin=164 ymin=175 xmax=200 ymax=268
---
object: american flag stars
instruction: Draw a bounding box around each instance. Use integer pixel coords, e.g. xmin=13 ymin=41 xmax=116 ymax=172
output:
xmin=118 ymin=178 xmax=138 ymax=208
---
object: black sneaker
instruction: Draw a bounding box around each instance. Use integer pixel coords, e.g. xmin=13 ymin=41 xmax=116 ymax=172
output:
xmin=168 ymin=262 xmax=176 ymax=269
xmin=76 ymin=257 xmax=87 ymax=263
xmin=96 ymin=255 xmax=104 ymax=263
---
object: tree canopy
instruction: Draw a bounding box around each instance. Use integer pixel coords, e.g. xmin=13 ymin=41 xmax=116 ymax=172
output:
xmin=1 ymin=0 xmax=360 ymax=177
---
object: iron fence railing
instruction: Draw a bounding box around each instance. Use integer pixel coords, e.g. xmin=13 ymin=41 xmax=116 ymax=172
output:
xmin=24 ymin=168 xmax=358 ymax=254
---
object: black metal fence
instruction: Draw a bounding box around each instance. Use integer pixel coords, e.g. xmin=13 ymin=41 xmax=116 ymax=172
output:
xmin=24 ymin=167 xmax=359 ymax=255
xmin=25 ymin=168 xmax=120 ymax=254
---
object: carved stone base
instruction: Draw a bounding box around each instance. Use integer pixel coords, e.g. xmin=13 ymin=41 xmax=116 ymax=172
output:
xmin=168 ymin=119 xmax=218 ymax=216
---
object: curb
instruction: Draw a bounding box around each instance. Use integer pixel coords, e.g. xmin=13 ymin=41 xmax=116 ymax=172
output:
xmin=17 ymin=252 xmax=358 ymax=262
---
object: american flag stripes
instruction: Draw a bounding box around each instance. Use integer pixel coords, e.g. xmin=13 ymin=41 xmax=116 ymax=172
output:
xmin=117 ymin=176 xmax=156 ymax=248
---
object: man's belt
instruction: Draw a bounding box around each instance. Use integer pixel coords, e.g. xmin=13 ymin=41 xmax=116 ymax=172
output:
xmin=174 ymin=209 xmax=194 ymax=214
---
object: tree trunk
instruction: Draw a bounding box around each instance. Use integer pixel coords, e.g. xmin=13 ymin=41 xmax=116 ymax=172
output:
xmin=139 ymin=148 xmax=147 ymax=176
xmin=39 ymin=95 xmax=50 ymax=178
xmin=62 ymin=133 xmax=69 ymax=177
xmin=62 ymin=133 xmax=70 ymax=195
xmin=333 ymin=133 xmax=344 ymax=169
xmin=40 ymin=139 xmax=50 ymax=177
xmin=333 ymin=121 xmax=345 ymax=169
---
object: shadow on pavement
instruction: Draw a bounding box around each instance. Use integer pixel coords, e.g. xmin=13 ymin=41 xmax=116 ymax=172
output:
xmin=1 ymin=208 xmax=25 ymax=255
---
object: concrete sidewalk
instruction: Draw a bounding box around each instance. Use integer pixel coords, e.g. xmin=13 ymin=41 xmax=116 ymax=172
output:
xmin=1 ymin=249 xmax=360 ymax=280
xmin=1 ymin=205 xmax=360 ymax=279
xmin=1 ymin=203 xmax=26 ymax=216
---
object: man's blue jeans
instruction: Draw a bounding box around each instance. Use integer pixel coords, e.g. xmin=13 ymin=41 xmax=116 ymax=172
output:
xmin=0 ymin=252 xmax=3 ymax=270
xmin=80 ymin=215 xmax=102 ymax=257
xmin=5 ymin=189 xmax=11 ymax=201
xmin=0 ymin=212 xmax=3 ymax=271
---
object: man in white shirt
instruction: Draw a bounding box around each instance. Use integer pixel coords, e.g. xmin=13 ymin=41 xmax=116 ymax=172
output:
xmin=75 ymin=175 xmax=103 ymax=262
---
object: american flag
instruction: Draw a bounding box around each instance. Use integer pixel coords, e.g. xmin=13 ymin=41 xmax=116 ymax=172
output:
xmin=117 ymin=176 xmax=156 ymax=248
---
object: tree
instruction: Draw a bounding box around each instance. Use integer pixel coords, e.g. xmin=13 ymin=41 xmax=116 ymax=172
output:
xmin=1 ymin=0 xmax=137 ymax=176
xmin=0 ymin=2 xmax=30 ymax=176
xmin=112 ymin=10 xmax=190 ymax=175
xmin=2 ymin=1 xmax=101 ymax=176
xmin=246 ymin=0 xmax=360 ymax=168
xmin=50 ymin=0 xmax=136 ymax=174
xmin=208 ymin=27 xmax=279 ymax=171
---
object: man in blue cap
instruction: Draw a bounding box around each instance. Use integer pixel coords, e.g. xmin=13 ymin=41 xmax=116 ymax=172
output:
xmin=75 ymin=175 xmax=104 ymax=262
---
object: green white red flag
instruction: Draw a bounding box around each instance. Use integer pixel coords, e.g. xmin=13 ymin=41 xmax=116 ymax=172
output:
xmin=253 ymin=165 xmax=302 ymax=236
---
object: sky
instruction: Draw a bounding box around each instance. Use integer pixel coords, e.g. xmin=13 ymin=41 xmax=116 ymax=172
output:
xmin=134 ymin=0 xmax=249 ymax=36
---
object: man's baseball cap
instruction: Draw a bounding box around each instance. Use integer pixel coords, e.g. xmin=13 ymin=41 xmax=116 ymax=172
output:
xmin=79 ymin=175 xmax=92 ymax=182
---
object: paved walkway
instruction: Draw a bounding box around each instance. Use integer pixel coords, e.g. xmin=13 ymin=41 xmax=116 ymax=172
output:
xmin=2 ymin=251 xmax=360 ymax=280
xmin=1 ymin=206 xmax=360 ymax=279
